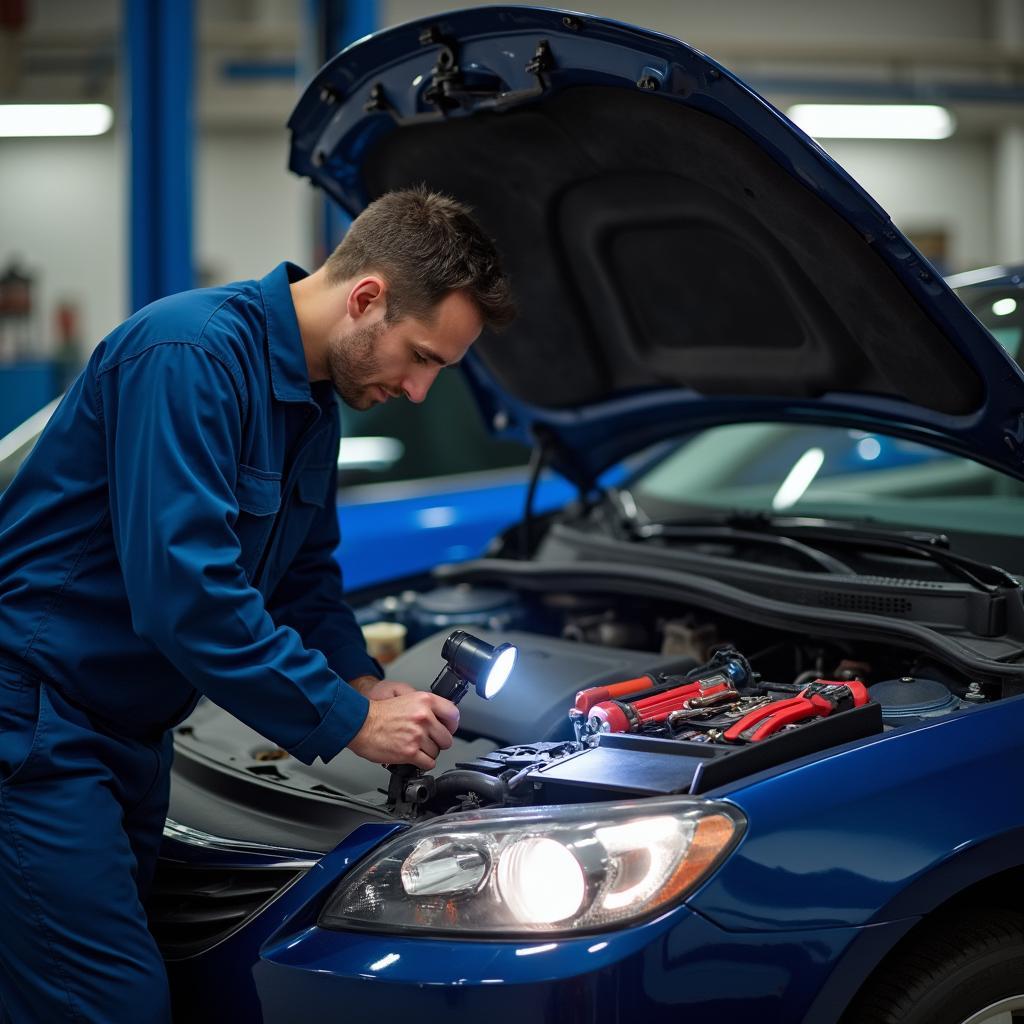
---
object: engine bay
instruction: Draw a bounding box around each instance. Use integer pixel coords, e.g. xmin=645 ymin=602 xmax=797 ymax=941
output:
xmin=353 ymin=579 xmax=995 ymax=821
xmin=168 ymin=574 xmax=1007 ymax=852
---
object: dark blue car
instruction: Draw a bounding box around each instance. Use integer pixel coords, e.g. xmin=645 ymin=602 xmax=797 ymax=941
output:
xmin=153 ymin=9 xmax=1024 ymax=1023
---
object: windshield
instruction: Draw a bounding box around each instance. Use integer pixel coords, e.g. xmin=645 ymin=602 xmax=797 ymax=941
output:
xmin=954 ymin=281 xmax=1024 ymax=362
xmin=632 ymin=422 xmax=1024 ymax=540
xmin=627 ymin=277 xmax=1024 ymax=551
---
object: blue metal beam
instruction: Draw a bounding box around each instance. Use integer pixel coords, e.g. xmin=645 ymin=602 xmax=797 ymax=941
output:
xmin=308 ymin=0 xmax=377 ymax=262
xmin=125 ymin=0 xmax=194 ymax=312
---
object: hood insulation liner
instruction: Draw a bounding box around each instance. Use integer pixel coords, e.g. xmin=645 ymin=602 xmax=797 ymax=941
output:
xmin=363 ymin=86 xmax=981 ymax=416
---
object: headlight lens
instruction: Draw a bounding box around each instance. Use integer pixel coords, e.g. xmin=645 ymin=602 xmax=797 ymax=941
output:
xmin=320 ymin=797 xmax=745 ymax=936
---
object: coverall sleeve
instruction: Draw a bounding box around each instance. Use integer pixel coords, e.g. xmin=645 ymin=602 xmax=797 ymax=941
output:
xmin=266 ymin=444 xmax=383 ymax=684
xmin=98 ymin=342 xmax=370 ymax=764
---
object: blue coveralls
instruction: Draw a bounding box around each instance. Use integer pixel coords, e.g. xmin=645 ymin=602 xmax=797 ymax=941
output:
xmin=0 ymin=263 xmax=379 ymax=1022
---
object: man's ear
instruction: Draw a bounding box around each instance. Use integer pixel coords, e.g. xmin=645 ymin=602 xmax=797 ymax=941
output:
xmin=346 ymin=276 xmax=387 ymax=320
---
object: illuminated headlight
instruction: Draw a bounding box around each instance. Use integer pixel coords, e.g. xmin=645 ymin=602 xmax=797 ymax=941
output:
xmin=319 ymin=798 xmax=745 ymax=936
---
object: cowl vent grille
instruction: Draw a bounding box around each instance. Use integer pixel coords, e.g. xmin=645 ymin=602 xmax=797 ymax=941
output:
xmin=816 ymin=592 xmax=913 ymax=616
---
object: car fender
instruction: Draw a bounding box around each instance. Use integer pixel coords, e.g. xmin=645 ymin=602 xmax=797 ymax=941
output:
xmin=688 ymin=695 xmax=1024 ymax=932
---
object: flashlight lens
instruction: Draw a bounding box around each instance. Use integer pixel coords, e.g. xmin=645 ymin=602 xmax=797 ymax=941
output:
xmin=483 ymin=645 xmax=517 ymax=698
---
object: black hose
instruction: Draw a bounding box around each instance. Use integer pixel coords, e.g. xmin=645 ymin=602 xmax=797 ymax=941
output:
xmin=432 ymin=770 xmax=509 ymax=805
xmin=519 ymin=443 xmax=546 ymax=559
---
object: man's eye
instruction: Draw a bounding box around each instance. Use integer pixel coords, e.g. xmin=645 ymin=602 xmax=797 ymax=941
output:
xmin=413 ymin=350 xmax=428 ymax=365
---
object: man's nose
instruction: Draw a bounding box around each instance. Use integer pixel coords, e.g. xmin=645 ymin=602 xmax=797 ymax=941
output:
xmin=402 ymin=367 xmax=439 ymax=404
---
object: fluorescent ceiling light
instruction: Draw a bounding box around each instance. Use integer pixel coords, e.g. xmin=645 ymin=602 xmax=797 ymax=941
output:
xmin=0 ymin=104 xmax=114 ymax=137
xmin=788 ymin=104 xmax=955 ymax=140
xmin=772 ymin=447 xmax=825 ymax=510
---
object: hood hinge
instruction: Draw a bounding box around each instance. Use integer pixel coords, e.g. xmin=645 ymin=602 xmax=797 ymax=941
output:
xmin=418 ymin=27 xmax=553 ymax=115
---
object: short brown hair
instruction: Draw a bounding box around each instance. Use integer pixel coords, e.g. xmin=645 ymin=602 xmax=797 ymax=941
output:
xmin=324 ymin=187 xmax=515 ymax=332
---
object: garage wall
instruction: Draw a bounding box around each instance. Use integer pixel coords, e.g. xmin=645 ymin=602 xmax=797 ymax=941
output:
xmin=0 ymin=128 xmax=312 ymax=352
xmin=0 ymin=134 xmax=126 ymax=351
xmin=195 ymin=129 xmax=313 ymax=289
xmin=822 ymin=138 xmax=995 ymax=273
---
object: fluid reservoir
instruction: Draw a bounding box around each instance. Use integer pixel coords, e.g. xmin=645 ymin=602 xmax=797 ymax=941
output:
xmin=868 ymin=676 xmax=960 ymax=724
xmin=406 ymin=585 xmax=527 ymax=643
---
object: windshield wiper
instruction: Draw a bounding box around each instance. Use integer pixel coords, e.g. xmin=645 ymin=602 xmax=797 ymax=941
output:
xmin=634 ymin=521 xmax=856 ymax=574
xmin=608 ymin=493 xmax=1019 ymax=594
xmin=605 ymin=490 xmax=853 ymax=574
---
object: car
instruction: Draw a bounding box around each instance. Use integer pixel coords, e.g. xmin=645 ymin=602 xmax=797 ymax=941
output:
xmin=78 ymin=9 xmax=1024 ymax=1023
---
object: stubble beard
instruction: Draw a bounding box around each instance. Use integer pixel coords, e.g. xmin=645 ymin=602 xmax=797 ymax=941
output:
xmin=327 ymin=320 xmax=385 ymax=411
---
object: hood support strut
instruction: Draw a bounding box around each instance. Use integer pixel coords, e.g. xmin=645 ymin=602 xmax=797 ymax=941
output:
xmin=520 ymin=426 xmax=598 ymax=558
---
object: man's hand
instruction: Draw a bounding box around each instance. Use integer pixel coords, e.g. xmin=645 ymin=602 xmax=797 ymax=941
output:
xmin=349 ymin=675 xmax=416 ymax=701
xmin=347 ymin=691 xmax=460 ymax=771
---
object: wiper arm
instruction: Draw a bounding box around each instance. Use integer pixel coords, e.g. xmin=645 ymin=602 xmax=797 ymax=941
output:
xmin=748 ymin=514 xmax=1019 ymax=594
xmin=606 ymin=490 xmax=854 ymax=574
xmin=637 ymin=509 xmax=1017 ymax=594
xmin=633 ymin=521 xmax=857 ymax=575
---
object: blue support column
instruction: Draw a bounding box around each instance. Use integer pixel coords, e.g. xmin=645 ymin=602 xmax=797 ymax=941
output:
xmin=125 ymin=0 xmax=195 ymax=312
xmin=308 ymin=0 xmax=377 ymax=262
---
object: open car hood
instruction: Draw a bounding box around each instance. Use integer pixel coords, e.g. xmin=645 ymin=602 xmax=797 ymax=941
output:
xmin=288 ymin=6 xmax=1024 ymax=486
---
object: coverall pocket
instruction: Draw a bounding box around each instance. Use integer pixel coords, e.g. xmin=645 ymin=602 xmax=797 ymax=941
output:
xmin=296 ymin=464 xmax=331 ymax=507
xmin=234 ymin=463 xmax=281 ymax=577
xmin=0 ymin=674 xmax=43 ymax=787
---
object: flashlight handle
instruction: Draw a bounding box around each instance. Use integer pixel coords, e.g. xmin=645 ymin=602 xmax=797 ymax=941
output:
xmin=430 ymin=666 xmax=469 ymax=705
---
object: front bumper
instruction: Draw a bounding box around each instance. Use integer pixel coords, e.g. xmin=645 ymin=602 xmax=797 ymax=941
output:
xmin=253 ymin=908 xmax=911 ymax=1024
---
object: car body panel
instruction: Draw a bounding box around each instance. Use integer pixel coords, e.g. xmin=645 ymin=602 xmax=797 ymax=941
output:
xmin=253 ymin=910 xmax=909 ymax=1024
xmin=336 ymin=472 xmax=573 ymax=590
xmin=336 ymin=456 xmax=647 ymax=590
xmin=690 ymin=696 xmax=1024 ymax=930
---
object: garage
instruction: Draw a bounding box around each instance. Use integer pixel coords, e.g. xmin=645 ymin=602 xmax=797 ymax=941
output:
xmin=2 ymin=2 xmax=1024 ymax=1022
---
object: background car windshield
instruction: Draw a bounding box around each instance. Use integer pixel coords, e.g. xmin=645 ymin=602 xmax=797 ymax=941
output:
xmin=0 ymin=371 xmax=528 ymax=494
xmin=954 ymin=278 xmax=1024 ymax=362
xmin=633 ymin=421 xmax=1024 ymax=538
xmin=336 ymin=368 xmax=526 ymax=488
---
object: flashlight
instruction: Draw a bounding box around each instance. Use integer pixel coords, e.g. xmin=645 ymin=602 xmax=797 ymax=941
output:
xmin=387 ymin=630 xmax=518 ymax=816
xmin=430 ymin=630 xmax=518 ymax=706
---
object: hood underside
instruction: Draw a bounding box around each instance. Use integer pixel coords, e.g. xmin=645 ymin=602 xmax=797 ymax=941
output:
xmin=364 ymin=85 xmax=980 ymax=415
xmin=289 ymin=7 xmax=1024 ymax=483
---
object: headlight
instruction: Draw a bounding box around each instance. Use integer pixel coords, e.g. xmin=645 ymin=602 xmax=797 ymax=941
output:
xmin=319 ymin=797 xmax=745 ymax=937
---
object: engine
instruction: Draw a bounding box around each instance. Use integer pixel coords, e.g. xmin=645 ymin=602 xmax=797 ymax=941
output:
xmin=362 ymin=583 xmax=986 ymax=820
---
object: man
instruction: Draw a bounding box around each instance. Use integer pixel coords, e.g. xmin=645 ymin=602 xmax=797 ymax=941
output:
xmin=0 ymin=187 xmax=515 ymax=1022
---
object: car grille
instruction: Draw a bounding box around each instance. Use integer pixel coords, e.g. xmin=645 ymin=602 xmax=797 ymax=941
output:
xmin=147 ymin=861 xmax=305 ymax=959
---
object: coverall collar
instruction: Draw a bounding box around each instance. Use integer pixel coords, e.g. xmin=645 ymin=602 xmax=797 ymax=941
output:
xmin=260 ymin=262 xmax=313 ymax=404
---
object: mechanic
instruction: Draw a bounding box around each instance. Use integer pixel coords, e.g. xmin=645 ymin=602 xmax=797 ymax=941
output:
xmin=0 ymin=187 xmax=515 ymax=1023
